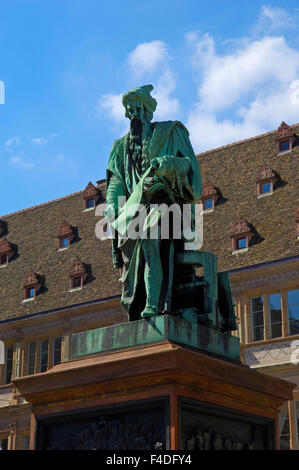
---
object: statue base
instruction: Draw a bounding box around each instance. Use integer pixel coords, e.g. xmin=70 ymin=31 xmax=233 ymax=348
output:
xmin=70 ymin=314 xmax=240 ymax=361
xmin=13 ymin=317 xmax=294 ymax=450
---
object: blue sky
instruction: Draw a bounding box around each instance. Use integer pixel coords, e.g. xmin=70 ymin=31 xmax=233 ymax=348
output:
xmin=0 ymin=0 xmax=298 ymax=215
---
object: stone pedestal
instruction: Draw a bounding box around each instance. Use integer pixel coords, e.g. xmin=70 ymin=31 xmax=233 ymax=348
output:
xmin=13 ymin=317 xmax=295 ymax=450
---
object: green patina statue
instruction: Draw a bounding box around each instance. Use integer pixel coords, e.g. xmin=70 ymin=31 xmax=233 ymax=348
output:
xmin=106 ymin=84 xmax=236 ymax=332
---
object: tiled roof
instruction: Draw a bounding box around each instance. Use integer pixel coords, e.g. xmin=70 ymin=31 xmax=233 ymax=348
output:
xmin=197 ymin=124 xmax=299 ymax=271
xmin=0 ymin=124 xmax=298 ymax=321
xmin=0 ymin=182 xmax=121 ymax=321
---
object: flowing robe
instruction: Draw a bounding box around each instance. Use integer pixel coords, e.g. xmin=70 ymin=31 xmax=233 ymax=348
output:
xmin=106 ymin=120 xmax=202 ymax=319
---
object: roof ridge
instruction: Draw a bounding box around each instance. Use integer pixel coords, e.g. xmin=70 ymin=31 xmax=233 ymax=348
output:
xmin=196 ymin=122 xmax=299 ymax=157
xmin=1 ymin=189 xmax=85 ymax=219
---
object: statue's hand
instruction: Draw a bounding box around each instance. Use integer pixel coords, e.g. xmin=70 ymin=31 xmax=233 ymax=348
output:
xmin=151 ymin=156 xmax=173 ymax=177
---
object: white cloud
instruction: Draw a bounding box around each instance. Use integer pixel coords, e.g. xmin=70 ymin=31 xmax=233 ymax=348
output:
xmin=32 ymin=133 xmax=57 ymax=145
xmin=254 ymin=5 xmax=296 ymax=33
xmin=97 ymin=93 xmax=125 ymax=123
xmin=128 ymin=40 xmax=168 ymax=77
xmin=186 ymin=26 xmax=299 ymax=151
xmin=98 ymin=40 xmax=179 ymax=125
xmin=5 ymin=136 xmax=21 ymax=147
xmin=153 ymin=69 xmax=180 ymax=119
xmin=10 ymin=155 xmax=35 ymax=169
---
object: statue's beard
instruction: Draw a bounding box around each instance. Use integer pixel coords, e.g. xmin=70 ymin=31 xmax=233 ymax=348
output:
xmin=129 ymin=118 xmax=143 ymax=173
xmin=130 ymin=117 xmax=142 ymax=138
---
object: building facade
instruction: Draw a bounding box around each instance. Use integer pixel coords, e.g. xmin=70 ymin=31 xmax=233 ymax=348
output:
xmin=0 ymin=122 xmax=298 ymax=449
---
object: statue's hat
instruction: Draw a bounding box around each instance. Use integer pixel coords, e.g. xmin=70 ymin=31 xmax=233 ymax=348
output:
xmin=122 ymin=84 xmax=157 ymax=113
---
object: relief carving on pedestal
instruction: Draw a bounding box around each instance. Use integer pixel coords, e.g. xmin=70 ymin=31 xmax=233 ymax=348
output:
xmin=48 ymin=416 xmax=165 ymax=450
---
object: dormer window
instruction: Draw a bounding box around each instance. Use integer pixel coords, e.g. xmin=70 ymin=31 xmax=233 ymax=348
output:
xmin=200 ymin=181 xmax=218 ymax=212
xmin=230 ymin=217 xmax=253 ymax=252
xmin=23 ymin=270 xmax=41 ymax=300
xmin=69 ymin=258 xmax=88 ymax=290
xmin=83 ymin=182 xmax=99 ymax=210
xmin=275 ymin=122 xmax=295 ymax=154
xmin=57 ymin=220 xmax=75 ymax=250
xmin=0 ymin=238 xmax=14 ymax=266
xmin=256 ymin=166 xmax=277 ymax=196
xmin=86 ymin=198 xmax=95 ymax=209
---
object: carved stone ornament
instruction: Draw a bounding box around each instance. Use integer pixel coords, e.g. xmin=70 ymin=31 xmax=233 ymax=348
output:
xmin=57 ymin=220 xmax=75 ymax=239
xmin=69 ymin=258 xmax=88 ymax=280
xmin=201 ymin=181 xmax=217 ymax=198
xmin=183 ymin=426 xmax=255 ymax=450
xmin=0 ymin=237 xmax=14 ymax=257
xmin=230 ymin=217 xmax=252 ymax=237
xmin=256 ymin=165 xmax=276 ymax=182
xmin=275 ymin=121 xmax=293 ymax=140
xmin=49 ymin=416 xmax=166 ymax=450
xmin=23 ymin=269 xmax=41 ymax=288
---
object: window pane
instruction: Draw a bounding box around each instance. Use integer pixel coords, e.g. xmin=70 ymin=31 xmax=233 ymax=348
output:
xmin=261 ymin=182 xmax=271 ymax=193
xmin=280 ymin=140 xmax=290 ymax=152
xmin=0 ymin=254 xmax=7 ymax=265
xmin=269 ymin=293 xmax=282 ymax=338
xmin=27 ymin=342 xmax=36 ymax=375
xmin=87 ymin=198 xmax=94 ymax=208
xmin=253 ymin=326 xmax=264 ymax=341
xmin=61 ymin=238 xmax=69 ymax=248
xmin=73 ymin=277 xmax=81 ymax=288
xmin=204 ymin=199 xmax=213 ymax=210
xmin=252 ymin=297 xmax=263 ymax=312
xmin=279 ymin=403 xmax=290 ymax=450
xmin=0 ymin=438 xmax=8 ymax=450
xmin=237 ymin=237 xmax=246 ymax=249
xmin=288 ymin=289 xmax=299 ymax=336
xmin=40 ymin=339 xmax=49 ymax=373
xmin=251 ymin=296 xmax=264 ymax=341
xmin=53 ymin=337 xmax=62 ymax=366
xmin=29 ymin=287 xmax=35 ymax=298
xmin=5 ymin=346 xmax=13 ymax=384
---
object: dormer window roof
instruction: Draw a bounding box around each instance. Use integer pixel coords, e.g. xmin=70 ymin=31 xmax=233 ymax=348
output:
xmin=0 ymin=238 xmax=14 ymax=265
xmin=200 ymin=181 xmax=218 ymax=211
xmin=69 ymin=258 xmax=88 ymax=289
xmin=256 ymin=166 xmax=277 ymax=196
xmin=230 ymin=217 xmax=253 ymax=252
xmin=23 ymin=269 xmax=41 ymax=299
xmin=57 ymin=220 xmax=75 ymax=249
xmin=83 ymin=182 xmax=99 ymax=210
xmin=275 ymin=122 xmax=295 ymax=153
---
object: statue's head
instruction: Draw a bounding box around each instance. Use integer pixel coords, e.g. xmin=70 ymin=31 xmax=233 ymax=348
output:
xmin=122 ymin=84 xmax=157 ymax=124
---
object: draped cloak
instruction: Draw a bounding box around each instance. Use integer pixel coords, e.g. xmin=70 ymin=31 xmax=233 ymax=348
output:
xmin=106 ymin=121 xmax=202 ymax=320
